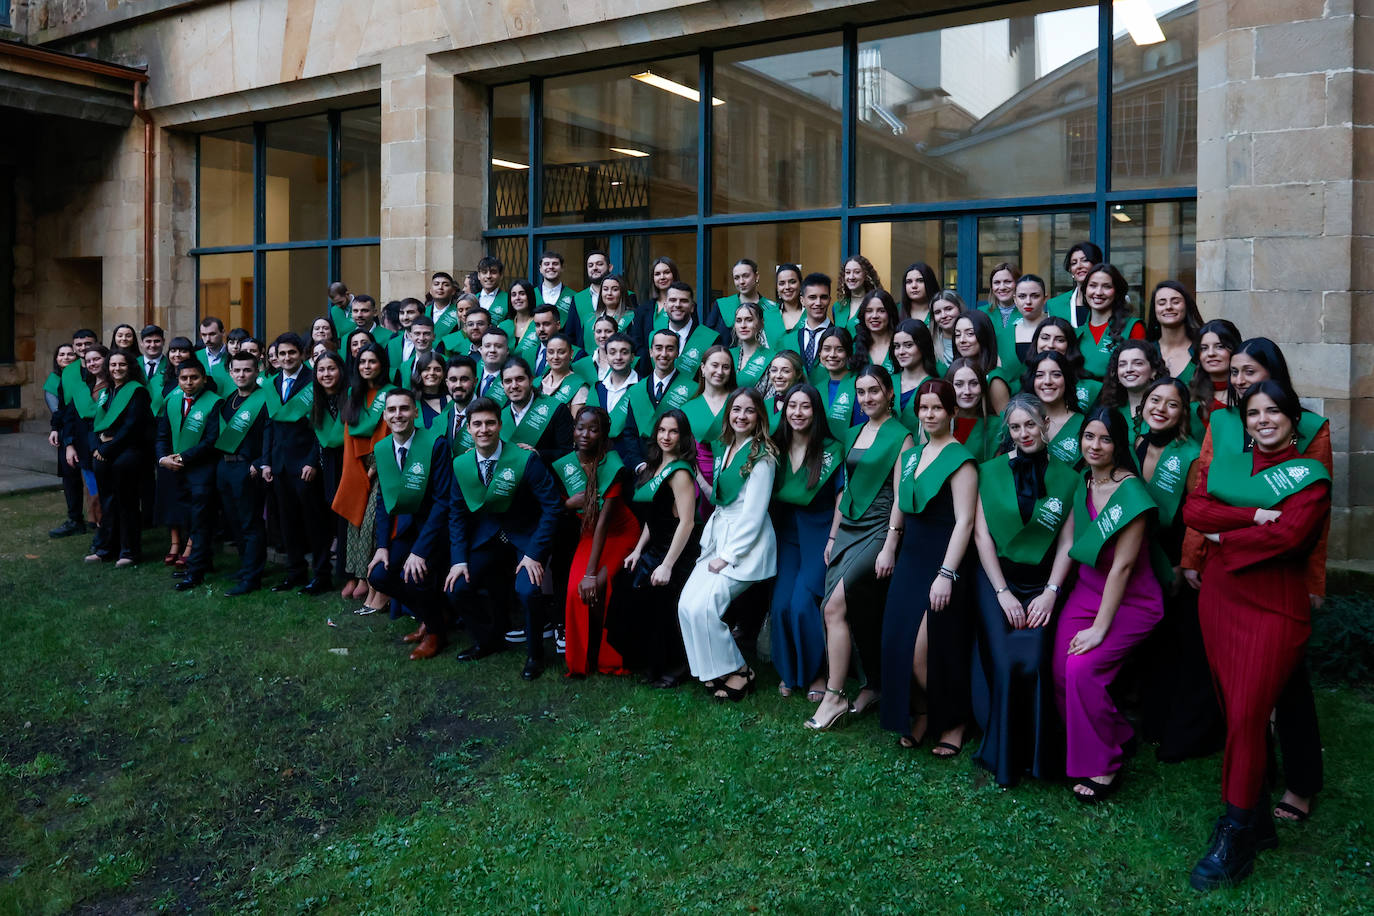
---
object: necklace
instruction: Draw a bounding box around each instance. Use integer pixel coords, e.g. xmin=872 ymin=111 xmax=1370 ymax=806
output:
xmin=1090 ymin=474 xmax=1115 ymax=486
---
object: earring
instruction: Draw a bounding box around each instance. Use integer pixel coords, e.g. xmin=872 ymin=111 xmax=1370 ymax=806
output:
xmin=1290 ymin=432 xmax=1299 ymax=446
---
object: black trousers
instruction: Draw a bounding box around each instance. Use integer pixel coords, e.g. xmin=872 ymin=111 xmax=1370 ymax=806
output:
xmin=447 ymin=541 xmax=544 ymax=660
xmin=320 ymin=447 xmax=348 ymax=581
xmin=93 ymin=449 xmax=144 ymax=561
xmin=273 ymin=467 xmax=331 ymax=581
xmin=368 ymin=537 xmax=444 ymax=632
xmin=218 ymin=459 xmax=266 ymax=586
xmin=1273 ymin=657 xmax=1324 ymax=798
xmin=59 ymin=457 xmax=84 ymax=523
xmin=179 ymin=467 xmax=218 ymax=577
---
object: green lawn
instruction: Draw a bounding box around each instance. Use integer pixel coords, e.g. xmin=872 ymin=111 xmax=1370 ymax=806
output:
xmin=0 ymin=489 xmax=1370 ymax=914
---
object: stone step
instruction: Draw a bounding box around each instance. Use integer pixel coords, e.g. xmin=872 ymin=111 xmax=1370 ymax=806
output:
xmin=0 ymin=432 xmax=60 ymax=474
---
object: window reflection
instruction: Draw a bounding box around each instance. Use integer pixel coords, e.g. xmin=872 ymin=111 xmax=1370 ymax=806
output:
xmin=713 ymin=35 xmax=843 ymax=213
xmin=1109 ymin=200 xmax=1196 ymax=310
xmin=859 ymin=220 xmax=957 ymax=296
xmin=197 ymin=252 xmax=254 ymax=333
xmin=338 ymin=245 xmax=380 ymax=300
xmin=491 ymin=84 xmax=531 ymax=228
xmin=977 ymin=212 xmax=1093 ymax=302
xmin=199 ymin=127 xmax=254 ymax=247
xmin=265 ymin=248 xmax=329 ymax=337
xmin=708 ymin=222 xmax=841 ymax=303
xmin=265 ymin=116 xmax=329 ymax=243
xmin=1110 ymin=1 xmax=1197 ymax=189
xmin=340 ymin=109 xmax=381 ymax=239
xmin=542 ymin=58 xmax=699 ymax=224
xmin=857 ymin=2 xmax=1099 ymax=205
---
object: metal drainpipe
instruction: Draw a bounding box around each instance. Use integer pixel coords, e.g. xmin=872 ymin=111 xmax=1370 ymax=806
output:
xmin=132 ymin=81 xmax=154 ymax=328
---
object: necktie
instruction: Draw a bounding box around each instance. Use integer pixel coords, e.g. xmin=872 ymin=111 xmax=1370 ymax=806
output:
xmin=654 ymin=379 xmax=665 ymax=402
xmin=481 ymin=374 xmax=493 ymax=396
xmin=535 ymin=347 xmax=547 ymax=377
xmin=147 ymin=359 xmax=157 ymax=377
xmin=282 ymin=376 xmax=293 ymax=400
xmin=398 ymin=445 xmax=408 ymax=471
xmin=182 ymin=398 xmax=192 ymax=420
xmin=451 ymin=410 xmax=461 ymax=442
xmin=803 ymin=329 xmax=817 ymax=368
xmin=480 ymin=457 xmax=495 ymax=485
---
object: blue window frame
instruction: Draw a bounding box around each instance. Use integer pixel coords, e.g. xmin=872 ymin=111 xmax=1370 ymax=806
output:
xmin=484 ymin=1 xmax=1196 ymax=310
xmin=190 ymin=107 xmax=380 ymax=336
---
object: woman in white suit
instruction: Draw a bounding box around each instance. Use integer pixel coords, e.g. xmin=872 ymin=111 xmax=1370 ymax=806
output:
xmin=678 ymin=387 xmax=779 ymax=701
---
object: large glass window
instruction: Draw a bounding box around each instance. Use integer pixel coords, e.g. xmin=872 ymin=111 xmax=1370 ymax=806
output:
xmin=857 ymin=2 xmax=1099 ymax=206
xmin=713 ymin=35 xmax=843 ymax=214
xmin=490 ymin=83 xmax=530 ymax=229
xmin=1110 ymin=0 xmax=1197 ymax=190
xmin=624 ymin=231 xmax=699 ymax=305
xmin=709 ymin=222 xmax=842 ymax=304
xmin=859 ymin=219 xmax=957 ymax=296
xmin=977 ymin=211 xmax=1093 ymax=301
xmin=194 ymin=108 xmax=381 ymax=337
xmin=542 ymin=57 xmax=699 ymax=225
xmin=1108 ymin=200 xmax=1196 ymax=307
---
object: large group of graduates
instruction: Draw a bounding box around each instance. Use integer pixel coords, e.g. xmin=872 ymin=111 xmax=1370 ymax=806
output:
xmin=45 ymin=243 xmax=1332 ymax=891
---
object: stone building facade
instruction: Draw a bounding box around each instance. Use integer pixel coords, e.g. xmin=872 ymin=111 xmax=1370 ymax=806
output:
xmin=1 ymin=0 xmax=1371 ymax=563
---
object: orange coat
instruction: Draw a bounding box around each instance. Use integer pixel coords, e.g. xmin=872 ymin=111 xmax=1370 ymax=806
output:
xmin=331 ymin=388 xmax=391 ymax=527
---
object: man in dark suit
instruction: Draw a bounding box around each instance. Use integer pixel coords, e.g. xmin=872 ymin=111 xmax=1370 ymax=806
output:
xmin=499 ymin=356 xmax=574 ymax=469
xmin=624 ymin=328 xmax=695 ymax=447
xmin=367 ymin=388 xmax=454 ymax=661
xmin=261 ymin=332 xmax=332 ymax=595
xmin=156 ymin=360 xmax=223 ymax=591
xmin=216 ymin=351 xmax=270 ymax=597
xmin=445 ymin=397 xmax=562 ymax=679
xmin=634 ymin=281 xmax=721 ymax=377
xmin=587 ymin=332 xmax=644 ymax=472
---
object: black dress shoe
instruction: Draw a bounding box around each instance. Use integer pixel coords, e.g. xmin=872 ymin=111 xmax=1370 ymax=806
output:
xmin=49 ymin=519 xmax=86 ymax=538
xmin=225 ymin=581 xmax=258 ymax=597
xmin=521 ymin=658 xmax=544 ymax=680
xmin=271 ymin=576 xmax=307 ymax=592
xmin=174 ymin=576 xmax=204 ymax=592
xmin=456 ymin=643 xmax=500 ymax=662
xmin=299 ymin=578 xmax=333 ymax=596
xmin=1190 ymin=816 xmax=1256 ymax=891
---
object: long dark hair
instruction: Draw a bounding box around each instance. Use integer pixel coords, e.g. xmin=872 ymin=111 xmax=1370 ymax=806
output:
xmin=1137 ymin=376 xmax=1193 ymax=445
xmin=1189 ymin=318 xmax=1242 ymax=408
xmin=1144 ymin=280 xmax=1203 ymax=344
xmin=855 ymin=363 xmax=895 ymax=420
xmin=893 ymin=318 xmax=938 ymax=378
xmin=84 ymin=344 xmax=112 ymax=390
xmin=693 ymin=345 xmax=738 ymax=397
xmin=410 ymin=350 xmax=446 ymax=395
xmin=1022 ymin=350 xmax=1081 ymax=413
xmin=342 ymin=327 xmax=376 ymax=374
xmin=1081 ymin=263 xmax=1137 ymax=338
xmin=639 ymin=407 xmax=698 ymax=486
xmin=343 ymin=343 xmax=392 ymax=426
xmin=1238 ymin=379 xmax=1303 ymax=443
xmin=310 ymin=350 xmax=347 ymax=428
xmin=508 ymin=279 xmax=538 ymax=317
xmin=1028 ymin=315 xmax=1087 ymax=376
xmin=1080 ymin=406 xmax=1136 ymax=479
xmin=944 ymin=357 xmax=993 ymax=418
xmin=770 ymin=383 xmax=830 ymax=488
xmin=953 ymin=308 xmax=1000 ymax=378
xmin=816 ymin=326 xmax=860 ymax=373
xmin=1099 ymin=340 xmax=1167 ymax=410
xmin=900 ymin=261 xmax=941 ymax=313
xmin=853 ymin=289 xmax=899 ymax=363
xmin=109 ymin=323 xmax=137 ymax=350
xmin=1230 ymin=336 xmax=1294 ymax=405
xmin=573 ymin=405 xmax=612 ymax=534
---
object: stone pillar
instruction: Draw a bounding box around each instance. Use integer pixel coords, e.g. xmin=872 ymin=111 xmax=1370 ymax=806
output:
xmin=1196 ymin=0 xmax=1374 ymax=563
xmin=379 ymin=51 xmax=486 ymax=301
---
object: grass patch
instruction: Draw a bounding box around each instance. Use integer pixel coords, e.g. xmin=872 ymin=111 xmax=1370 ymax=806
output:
xmin=0 ymin=489 xmax=1370 ymax=914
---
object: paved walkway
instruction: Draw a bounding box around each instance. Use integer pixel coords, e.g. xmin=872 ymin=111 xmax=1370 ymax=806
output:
xmin=0 ymin=432 xmax=62 ymax=495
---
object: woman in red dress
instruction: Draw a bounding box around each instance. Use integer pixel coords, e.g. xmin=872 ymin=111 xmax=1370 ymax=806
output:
xmin=1182 ymin=380 xmax=1331 ymax=890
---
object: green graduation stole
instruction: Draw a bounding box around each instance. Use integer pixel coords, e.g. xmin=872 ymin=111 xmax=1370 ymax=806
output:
xmin=571 ymin=355 xmax=599 ymax=386
xmin=537 ymin=372 xmax=586 ymax=408
xmin=1068 ymin=475 xmax=1157 ymax=566
xmin=432 ymin=404 xmax=475 ymax=453
xmin=501 ymin=318 xmax=541 ymax=362
xmin=1297 ymin=410 xmax=1327 ymax=453
xmin=552 ymin=450 xmax=625 ymax=507
xmin=1076 ymin=379 xmax=1103 ymax=412
xmin=763 ymin=307 xmax=803 ymax=351
xmin=822 ymin=374 xmax=857 ymax=439
xmin=43 ymin=371 xmax=61 ymax=400
xmin=833 ymin=297 xmax=857 ymax=332
xmin=144 ymin=363 xmax=172 ymax=416
xmin=501 ymin=396 xmax=559 ymax=446
xmin=216 ymin=388 xmax=268 ymax=454
xmin=765 ymin=396 xmax=784 ymax=435
xmin=773 ymin=439 xmax=844 ymax=506
xmin=627 ymin=375 xmax=694 ymax=437
xmin=1142 ymin=437 xmax=1201 ymax=528
xmin=61 ymin=361 xmax=88 ymax=413
xmin=894 ymin=378 xmax=933 ymax=435
xmin=535 ymin=287 xmax=575 ymax=323
xmin=587 ymin=383 xmax=632 ymax=437
xmin=430 ymin=304 xmax=462 ymax=339
xmin=572 ymin=287 xmax=596 ymax=330
xmin=713 ymin=294 xmax=777 ymax=330
xmin=981 ymin=301 xmax=1019 ymax=330
xmin=1209 ymin=407 xmax=1327 ymax=457
xmin=92 ymin=382 xmax=141 ymax=433
xmin=439 ymin=329 xmax=474 ymax=356
xmin=731 ymin=346 xmax=774 ymax=389
xmin=711 ymin=441 xmax=757 ymax=507
xmin=1045 ymin=290 xmax=1074 ymax=322
xmin=1049 ymin=413 xmax=1085 ymax=465
xmin=897 ymin=440 xmax=975 ymax=514
xmin=633 ymin=459 xmax=693 ymax=504
xmin=986 ymin=362 xmax=1022 ymax=397
xmin=314 ymin=398 xmax=345 ymax=448
xmin=331 ymin=303 xmax=354 ymax=336
xmin=582 ymin=309 xmax=634 ymax=355
xmin=675 ymin=325 xmax=718 ymax=377
xmin=1207 ymin=450 xmax=1330 ymax=510
xmin=1175 ymin=361 xmax=1196 ymax=387
xmin=838 ymin=419 xmax=908 ymax=519
xmin=1077 ymin=317 xmax=1141 ymax=380
xmin=683 ymin=396 xmax=726 ymax=444
xmin=484 ymin=290 xmax=510 ymax=323
xmin=375 ymin=427 xmax=440 ymax=516
xmin=264 ymin=372 xmax=315 ymax=422
xmin=957 ymin=416 xmax=1002 ymax=464
xmin=166 ymin=389 xmax=223 ymax=453
xmin=979 ymin=454 xmax=1079 ymax=565
xmin=347 ymin=385 xmax=396 ymax=438
xmin=452 ymin=446 xmax=532 ymax=514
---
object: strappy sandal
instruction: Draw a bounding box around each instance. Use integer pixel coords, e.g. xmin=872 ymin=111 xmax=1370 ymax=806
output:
xmin=931 ymin=741 xmax=964 ymax=759
xmin=713 ymin=667 xmax=756 ymax=702
xmin=1072 ymin=775 xmax=1121 ymax=803
xmin=1273 ymin=801 xmax=1311 ymax=823
xmin=897 ymin=734 xmax=922 ymax=750
xmin=804 ymin=688 xmax=850 ymax=730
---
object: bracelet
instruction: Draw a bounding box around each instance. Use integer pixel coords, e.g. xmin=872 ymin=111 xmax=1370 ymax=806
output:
xmin=827 ymin=536 xmax=835 ymax=541
xmin=1045 ymin=583 xmax=1062 ymax=594
xmin=995 ymin=586 xmax=1010 ymax=595
xmin=888 ymin=526 xmax=904 ymax=534
xmin=937 ymin=566 xmax=958 ymax=581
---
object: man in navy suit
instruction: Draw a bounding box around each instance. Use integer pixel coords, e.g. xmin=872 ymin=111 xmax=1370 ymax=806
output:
xmin=445 ymin=396 xmax=562 ymax=679
xmin=367 ymin=388 xmax=453 ymax=660
xmin=261 ymin=332 xmax=332 ymax=595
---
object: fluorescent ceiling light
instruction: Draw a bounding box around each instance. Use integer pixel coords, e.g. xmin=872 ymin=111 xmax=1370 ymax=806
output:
xmin=491 ymin=158 xmax=529 ymax=170
xmin=610 ymin=147 xmax=650 ymax=158
xmin=1115 ymin=0 xmax=1165 ymax=46
xmin=632 ymin=70 xmax=725 ymax=106
xmin=1111 ymin=207 xmax=1133 ymax=223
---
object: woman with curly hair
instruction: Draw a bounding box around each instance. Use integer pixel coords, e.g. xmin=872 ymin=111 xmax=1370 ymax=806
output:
xmin=835 ymin=254 xmax=882 ymax=331
xmin=1097 ymin=340 xmax=1167 ymax=438
xmin=677 ymin=388 xmax=778 ymax=701
xmin=1076 ymin=263 xmax=1146 ymax=380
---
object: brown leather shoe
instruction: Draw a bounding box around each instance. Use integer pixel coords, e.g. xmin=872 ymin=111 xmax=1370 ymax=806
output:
xmin=402 ymin=624 xmax=428 ymax=644
xmin=409 ymin=633 xmax=441 ymax=660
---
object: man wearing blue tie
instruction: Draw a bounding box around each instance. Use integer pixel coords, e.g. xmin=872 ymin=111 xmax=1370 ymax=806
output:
xmin=476 ymin=327 xmax=511 ymax=408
